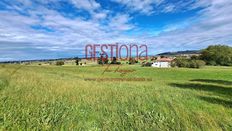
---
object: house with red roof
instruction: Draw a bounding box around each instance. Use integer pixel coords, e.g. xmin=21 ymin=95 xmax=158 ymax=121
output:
xmin=152 ymin=57 xmax=173 ymax=68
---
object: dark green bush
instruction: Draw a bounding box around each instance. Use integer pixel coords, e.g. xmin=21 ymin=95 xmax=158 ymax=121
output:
xmin=195 ymin=60 xmax=206 ymax=68
xmin=142 ymin=62 xmax=152 ymax=67
xmin=75 ymin=59 xmax=79 ymax=65
xmin=175 ymin=58 xmax=189 ymax=67
xmin=56 ymin=61 xmax=64 ymax=66
xmin=173 ymin=58 xmax=205 ymax=68
xmin=110 ymin=57 xmax=120 ymax=65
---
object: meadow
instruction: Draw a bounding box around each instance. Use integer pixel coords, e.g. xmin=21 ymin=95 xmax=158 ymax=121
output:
xmin=0 ymin=64 xmax=232 ymax=130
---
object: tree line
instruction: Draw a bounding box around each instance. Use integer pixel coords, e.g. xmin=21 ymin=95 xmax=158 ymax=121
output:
xmin=200 ymin=45 xmax=232 ymax=66
xmin=55 ymin=45 xmax=232 ymax=68
xmin=172 ymin=45 xmax=232 ymax=68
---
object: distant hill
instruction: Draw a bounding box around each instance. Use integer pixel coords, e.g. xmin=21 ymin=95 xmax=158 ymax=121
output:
xmin=157 ymin=50 xmax=201 ymax=56
xmin=0 ymin=57 xmax=79 ymax=64
xmin=0 ymin=50 xmax=202 ymax=63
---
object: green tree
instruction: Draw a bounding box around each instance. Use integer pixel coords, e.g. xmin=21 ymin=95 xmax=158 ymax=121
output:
xmin=75 ymin=57 xmax=80 ymax=65
xmin=98 ymin=53 xmax=108 ymax=65
xmin=200 ymin=45 xmax=232 ymax=66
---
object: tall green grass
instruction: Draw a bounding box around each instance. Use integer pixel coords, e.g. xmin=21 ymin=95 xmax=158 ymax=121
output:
xmin=0 ymin=65 xmax=232 ymax=130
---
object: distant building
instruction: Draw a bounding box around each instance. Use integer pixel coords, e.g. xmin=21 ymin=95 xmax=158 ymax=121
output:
xmin=152 ymin=58 xmax=173 ymax=68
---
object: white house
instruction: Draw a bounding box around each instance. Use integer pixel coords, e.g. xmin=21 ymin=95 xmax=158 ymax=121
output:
xmin=152 ymin=58 xmax=173 ymax=68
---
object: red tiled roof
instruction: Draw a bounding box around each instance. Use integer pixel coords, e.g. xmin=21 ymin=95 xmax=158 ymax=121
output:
xmin=156 ymin=58 xmax=173 ymax=62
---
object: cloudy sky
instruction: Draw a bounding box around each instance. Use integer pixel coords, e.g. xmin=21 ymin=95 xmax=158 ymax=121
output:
xmin=0 ymin=0 xmax=232 ymax=61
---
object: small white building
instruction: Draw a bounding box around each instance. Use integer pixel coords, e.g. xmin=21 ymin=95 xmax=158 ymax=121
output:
xmin=152 ymin=58 xmax=173 ymax=68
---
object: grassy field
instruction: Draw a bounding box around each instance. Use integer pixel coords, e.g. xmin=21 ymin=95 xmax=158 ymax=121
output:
xmin=0 ymin=64 xmax=232 ymax=130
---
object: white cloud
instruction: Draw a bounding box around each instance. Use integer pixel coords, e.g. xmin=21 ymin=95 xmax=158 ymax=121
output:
xmin=92 ymin=12 xmax=107 ymax=19
xmin=142 ymin=0 xmax=232 ymax=52
xmin=112 ymin=0 xmax=163 ymax=15
xmin=108 ymin=14 xmax=134 ymax=31
xmin=0 ymin=2 xmax=135 ymax=52
xmin=111 ymin=0 xmax=204 ymax=15
xmin=71 ymin=0 xmax=100 ymax=12
xmin=162 ymin=4 xmax=175 ymax=13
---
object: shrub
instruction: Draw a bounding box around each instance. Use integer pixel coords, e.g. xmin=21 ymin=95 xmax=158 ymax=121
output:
xmin=98 ymin=54 xmax=109 ymax=65
xmin=110 ymin=57 xmax=120 ymax=65
xmin=56 ymin=61 xmax=64 ymax=66
xmin=173 ymin=58 xmax=205 ymax=68
xmin=75 ymin=57 xmax=82 ymax=65
xmin=150 ymin=56 xmax=157 ymax=61
xmin=195 ymin=60 xmax=206 ymax=68
xmin=207 ymin=60 xmax=217 ymax=66
xmin=171 ymin=62 xmax=176 ymax=67
xmin=142 ymin=62 xmax=152 ymax=67
xmin=128 ymin=58 xmax=138 ymax=65
xmin=189 ymin=61 xmax=196 ymax=68
xmin=190 ymin=55 xmax=199 ymax=60
xmin=175 ymin=58 xmax=189 ymax=67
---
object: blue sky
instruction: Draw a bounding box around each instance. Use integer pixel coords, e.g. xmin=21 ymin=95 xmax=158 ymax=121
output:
xmin=0 ymin=0 xmax=232 ymax=61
